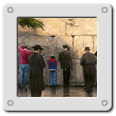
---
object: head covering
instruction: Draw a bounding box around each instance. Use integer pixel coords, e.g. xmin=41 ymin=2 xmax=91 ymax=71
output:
xmin=84 ymin=47 xmax=90 ymax=51
xmin=23 ymin=44 xmax=28 ymax=48
xmin=32 ymin=45 xmax=43 ymax=50
xmin=51 ymin=55 xmax=55 ymax=58
xmin=51 ymin=35 xmax=55 ymax=38
xmin=63 ymin=45 xmax=70 ymax=50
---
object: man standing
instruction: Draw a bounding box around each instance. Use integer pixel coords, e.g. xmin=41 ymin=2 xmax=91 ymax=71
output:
xmin=19 ymin=45 xmax=31 ymax=92
xmin=80 ymin=47 xmax=97 ymax=95
xmin=59 ymin=45 xmax=72 ymax=87
xmin=28 ymin=45 xmax=46 ymax=97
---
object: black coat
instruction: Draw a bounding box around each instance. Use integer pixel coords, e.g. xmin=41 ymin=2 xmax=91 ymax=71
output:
xmin=59 ymin=50 xmax=72 ymax=69
xmin=80 ymin=52 xmax=97 ymax=83
xmin=80 ymin=52 xmax=97 ymax=91
xmin=28 ymin=52 xmax=46 ymax=91
xmin=95 ymin=51 xmax=97 ymax=57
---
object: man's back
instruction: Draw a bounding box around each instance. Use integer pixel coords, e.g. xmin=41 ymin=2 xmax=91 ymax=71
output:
xmin=28 ymin=52 xmax=45 ymax=69
xmin=80 ymin=51 xmax=97 ymax=92
xmin=59 ymin=50 xmax=71 ymax=69
xmin=80 ymin=52 xmax=96 ymax=66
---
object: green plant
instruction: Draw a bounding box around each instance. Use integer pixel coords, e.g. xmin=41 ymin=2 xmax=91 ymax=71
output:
xmin=18 ymin=18 xmax=44 ymax=30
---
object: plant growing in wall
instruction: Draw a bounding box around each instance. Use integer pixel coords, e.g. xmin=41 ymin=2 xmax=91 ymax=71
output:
xmin=18 ymin=18 xmax=44 ymax=46
xmin=18 ymin=18 xmax=44 ymax=30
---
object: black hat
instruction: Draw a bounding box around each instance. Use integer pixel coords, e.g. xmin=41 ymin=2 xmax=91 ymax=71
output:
xmin=32 ymin=45 xmax=43 ymax=50
xmin=84 ymin=47 xmax=90 ymax=51
xmin=51 ymin=55 xmax=55 ymax=58
xmin=63 ymin=45 xmax=70 ymax=50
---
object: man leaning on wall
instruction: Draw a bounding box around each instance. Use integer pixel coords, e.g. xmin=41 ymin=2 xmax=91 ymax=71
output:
xmin=19 ymin=44 xmax=31 ymax=92
xmin=59 ymin=45 xmax=72 ymax=87
xmin=80 ymin=47 xmax=97 ymax=97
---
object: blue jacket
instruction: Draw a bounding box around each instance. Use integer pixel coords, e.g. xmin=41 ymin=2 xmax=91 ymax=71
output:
xmin=48 ymin=58 xmax=58 ymax=70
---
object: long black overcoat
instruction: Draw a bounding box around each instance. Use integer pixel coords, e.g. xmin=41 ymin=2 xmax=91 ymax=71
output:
xmin=80 ymin=52 xmax=97 ymax=91
xmin=58 ymin=50 xmax=72 ymax=69
xmin=28 ymin=52 xmax=46 ymax=91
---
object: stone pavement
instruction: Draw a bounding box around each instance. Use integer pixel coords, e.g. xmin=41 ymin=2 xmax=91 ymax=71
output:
xmin=18 ymin=86 xmax=97 ymax=97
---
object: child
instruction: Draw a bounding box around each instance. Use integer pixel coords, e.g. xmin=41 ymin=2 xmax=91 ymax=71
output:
xmin=48 ymin=55 xmax=58 ymax=86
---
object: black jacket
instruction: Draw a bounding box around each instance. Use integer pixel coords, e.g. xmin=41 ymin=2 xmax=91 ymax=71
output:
xmin=28 ymin=52 xmax=46 ymax=91
xmin=59 ymin=50 xmax=72 ymax=69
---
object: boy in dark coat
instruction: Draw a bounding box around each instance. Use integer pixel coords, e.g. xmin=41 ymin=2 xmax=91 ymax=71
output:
xmin=58 ymin=45 xmax=72 ymax=87
xmin=28 ymin=45 xmax=46 ymax=97
xmin=80 ymin=47 xmax=97 ymax=93
xmin=48 ymin=55 xmax=58 ymax=86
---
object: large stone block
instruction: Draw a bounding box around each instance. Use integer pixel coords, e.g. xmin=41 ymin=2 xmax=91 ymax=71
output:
xmin=18 ymin=35 xmax=37 ymax=47
xmin=35 ymin=18 xmax=66 ymax=36
xmin=74 ymin=36 xmax=93 ymax=58
xmin=66 ymin=18 xmax=97 ymax=35
xmin=18 ymin=25 xmax=36 ymax=36
xmin=70 ymin=59 xmax=84 ymax=83
xmin=35 ymin=36 xmax=53 ymax=47
xmin=53 ymin=35 xmax=72 ymax=48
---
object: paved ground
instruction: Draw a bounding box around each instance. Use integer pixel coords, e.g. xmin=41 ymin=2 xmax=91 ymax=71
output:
xmin=18 ymin=86 xmax=97 ymax=97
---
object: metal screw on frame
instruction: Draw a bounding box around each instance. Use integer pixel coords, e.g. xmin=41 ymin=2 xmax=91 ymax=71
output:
xmin=102 ymin=100 xmax=108 ymax=106
xmin=102 ymin=7 xmax=108 ymax=13
xmin=7 ymin=100 xmax=13 ymax=106
xmin=7 ymin=7 xmax=14 ymax=13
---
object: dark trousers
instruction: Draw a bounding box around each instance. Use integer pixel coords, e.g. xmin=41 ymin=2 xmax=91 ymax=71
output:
xmin=31 ymin=90 xmax=42 ymax=97
xmin=84 ymin=75 xmax=95 ymax=92
xmin=30 ymin=78 xmax=42 ymax=97
xmin=83 ymin=65 xmax=96 ymax=92
xmin=63 ymin=68 xmax=70 ymax=86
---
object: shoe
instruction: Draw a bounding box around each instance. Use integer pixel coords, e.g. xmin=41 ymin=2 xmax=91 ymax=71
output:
xmin=24 ymin=86 xmax=28 ymax=92
xmin=86 ymin=92 xmax=93 ymax=97
xmin=20 ymin=86 xmax=23 ymax=93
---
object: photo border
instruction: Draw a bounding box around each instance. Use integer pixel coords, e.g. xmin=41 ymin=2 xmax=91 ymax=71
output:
xmin=2 ymin=3 xmax=113 ymax=112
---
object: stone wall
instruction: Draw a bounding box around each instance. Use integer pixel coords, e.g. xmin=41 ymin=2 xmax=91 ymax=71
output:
xmin=18 ymin=18 xmax=97 ymax=85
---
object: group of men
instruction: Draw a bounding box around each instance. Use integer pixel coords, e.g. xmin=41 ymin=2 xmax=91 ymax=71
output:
xmin=19 ymin=44 xmax=97 ymax=97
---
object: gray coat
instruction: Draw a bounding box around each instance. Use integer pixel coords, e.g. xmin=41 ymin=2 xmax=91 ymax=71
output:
xmin=28 ymin=52 xmax=46 ymax=91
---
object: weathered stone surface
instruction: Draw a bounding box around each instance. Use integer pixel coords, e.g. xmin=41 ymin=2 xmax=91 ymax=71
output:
xmin=35 ymin=18 xmax=66 ymax=36
xmin=18 ymin=18 xmax=66 ymax=36
xmin=70 ymin=59 xmax=84 ymax=83
xmin=18 ymin=18 xmax=97 ymax=85
xmin=54 ymin=35 xmax=72 ymax=48
xmin=93 ymin=36 xmax=97 ymax=53
xmin=18 ymin=87 xmax=97 ymax=97
xmin=18 ymin=25 xmax=36 ymax=35
xmin=18 ymin=18 xmax=97 ymax=36
xmin=66 ymin=18 xmax=97 ymax=35
xmin=74 ymin=36 xmax=93 ymax=58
